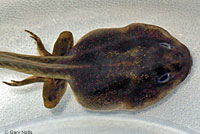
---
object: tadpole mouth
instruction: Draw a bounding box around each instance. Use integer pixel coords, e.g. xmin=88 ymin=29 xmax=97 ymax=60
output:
xmin=173 ymin=43 xmax=193 ymax=82
xmin=182 ymin=44 xmax=192 ymax=72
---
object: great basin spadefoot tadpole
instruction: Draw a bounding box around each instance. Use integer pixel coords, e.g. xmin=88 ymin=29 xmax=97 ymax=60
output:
xmin=0 ymin=23 xmax=192 ymax=110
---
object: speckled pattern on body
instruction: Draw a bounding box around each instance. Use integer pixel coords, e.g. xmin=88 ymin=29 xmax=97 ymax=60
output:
xmin=0 ymin=23 xmax=192 ymax=111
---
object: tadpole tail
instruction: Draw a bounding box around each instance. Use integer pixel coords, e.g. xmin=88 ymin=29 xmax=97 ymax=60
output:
xmin=0 ymin=51 xmax=75 ymax=80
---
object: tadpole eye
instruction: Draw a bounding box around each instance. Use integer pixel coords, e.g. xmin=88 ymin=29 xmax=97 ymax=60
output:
xmin=159 ymin=42 xmax=172 ymax=49
xmin=157 ymin=73 xmax=170 ymax=83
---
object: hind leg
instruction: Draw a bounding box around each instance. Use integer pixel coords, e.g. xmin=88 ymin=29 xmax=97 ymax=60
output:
xmin=3 ymin=76 xmax=46 ymax=86
xmin=3 ymin=30 xmax=52 ymax=86
xmin=25 ymin=30 xmax=51 ymax=56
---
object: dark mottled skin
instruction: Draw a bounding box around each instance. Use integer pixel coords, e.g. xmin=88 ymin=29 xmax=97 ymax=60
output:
xmin=0 ymin=23 xmax=192 ymax=110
